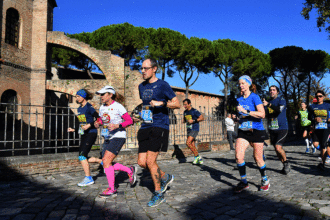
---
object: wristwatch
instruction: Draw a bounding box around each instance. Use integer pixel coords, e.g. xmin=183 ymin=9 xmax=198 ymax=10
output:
xmin=246 ymin=110 xmax=250 ymax=115
xmin=119 ymin=124 xmax=123 ymax=129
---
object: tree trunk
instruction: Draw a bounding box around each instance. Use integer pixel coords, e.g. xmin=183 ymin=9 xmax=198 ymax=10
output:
xmin=224 ymin=82 xmax=228 ymax=117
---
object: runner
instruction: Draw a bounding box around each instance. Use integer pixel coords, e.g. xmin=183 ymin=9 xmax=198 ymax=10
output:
xmin=67 ymin=89 xmax=99 ymax=186
xmin=182 ymin=98 xmax=204 ymax=164
xmin=308 ymin=90 xmax=330 ymax=170
xmin=225 ymin=113 xmax=237 ymax=151
xmin=263 ymin=85 xmax=290 ymax=175
xmin=133 ymin=58 xmax=180 ymax=207
xmin=93 ymin=85 xmax=137 ymax=198
xmin=296 ymin=101 xmax=315 ymax=153
xmin=234 ymin=75 xmax=269 ymax=193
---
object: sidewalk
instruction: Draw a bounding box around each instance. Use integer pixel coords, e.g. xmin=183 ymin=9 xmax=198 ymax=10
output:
xmin=1 ymin=145 xmax=330 ymax=220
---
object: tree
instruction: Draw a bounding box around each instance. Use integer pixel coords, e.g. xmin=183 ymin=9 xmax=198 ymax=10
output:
xmin=146 ymin=28 xmax=186 ymax=80
xmin=301 ymin=0 xmax=330 ymax=37
xmin=90 ymin=23 xmax=147 ymax=68
xmin=299 ymin=49 xmax=330 ymax=105
xmin=212 ymin=39 xmax=271 ymax=116
xmin=269 ymin=46 xmax=305 ymax=104
xmin=174 ymin=37 xmax=212 ymax=98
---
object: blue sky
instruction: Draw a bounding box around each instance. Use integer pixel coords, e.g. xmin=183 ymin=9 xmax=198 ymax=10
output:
xmin=53 ymin=0 xmax=330 ymax=95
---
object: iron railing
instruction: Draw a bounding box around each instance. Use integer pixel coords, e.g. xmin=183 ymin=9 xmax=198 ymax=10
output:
xmin=0 ymin=102 xmax=226 ymax=157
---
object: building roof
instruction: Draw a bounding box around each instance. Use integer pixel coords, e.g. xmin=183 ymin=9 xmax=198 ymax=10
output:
xmin=170 ymin=86 xmax=223 ymax=98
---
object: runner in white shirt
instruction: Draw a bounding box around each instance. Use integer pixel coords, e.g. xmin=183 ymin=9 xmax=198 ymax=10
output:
xmin=94 ymin=86 xmax=137 ymax=198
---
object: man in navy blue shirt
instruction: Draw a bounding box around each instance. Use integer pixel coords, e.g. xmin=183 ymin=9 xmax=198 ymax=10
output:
xmin=308 ymin=90 xmax=330 ymax=170
xmin=263 ymin=85 xmax=290 ymax=175
xmin=182 ymin=99 xmax=204 ymax=164
xmin=133 ymin=58 xmax=180 ymax=207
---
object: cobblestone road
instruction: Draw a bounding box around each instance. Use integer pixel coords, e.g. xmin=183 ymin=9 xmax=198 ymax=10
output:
xmin=1 ymin=145 xmax=330 ymax=220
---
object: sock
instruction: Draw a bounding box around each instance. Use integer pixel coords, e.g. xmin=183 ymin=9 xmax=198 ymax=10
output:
xmin=100 ymin=161 xmax=103 ymax=166
xmin=237 ymin=162 xmax=247 ymax=184
xmin=305 ymin=139 xmax=309 ymax=148
xmin=113 ymin=163 xmax=132 ymax=175
xmin=104 ymin=166 xmax=115 ymax=190
xmin=258 ymin=164 xmax=267 ymax=181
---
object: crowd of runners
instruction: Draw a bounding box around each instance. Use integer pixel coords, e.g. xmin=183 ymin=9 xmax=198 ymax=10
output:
xmin=68 ymin=58 xmax=330 ymax=207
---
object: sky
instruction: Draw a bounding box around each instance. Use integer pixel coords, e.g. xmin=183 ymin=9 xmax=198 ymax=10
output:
xmin=53 ymin=0 xmax=330 ymax=95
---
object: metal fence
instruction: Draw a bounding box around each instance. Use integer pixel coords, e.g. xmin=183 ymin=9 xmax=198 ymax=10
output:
xmin=0 ymin=102 xmax=226 ymax=157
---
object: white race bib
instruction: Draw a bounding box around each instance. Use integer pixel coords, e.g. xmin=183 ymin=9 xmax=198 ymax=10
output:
xmin=141 ymin=105 xmax=153 ymax=123
xmin=239 ymin=121 xmax=252 ymax=131
xmin=269 ymin=118 xmax=279 ymax=130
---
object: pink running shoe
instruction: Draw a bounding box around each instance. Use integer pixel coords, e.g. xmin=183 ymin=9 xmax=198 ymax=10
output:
xmin=99 ymin=188 xmax=117 ymax=198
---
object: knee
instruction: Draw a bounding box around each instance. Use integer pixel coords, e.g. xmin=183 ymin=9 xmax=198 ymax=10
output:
xmin=138 ymin=159 xmax=147 ymax=169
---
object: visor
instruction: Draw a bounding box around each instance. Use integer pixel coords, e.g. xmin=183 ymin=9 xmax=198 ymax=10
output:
xmin=96 ymin=86 xmax=116 ymax=95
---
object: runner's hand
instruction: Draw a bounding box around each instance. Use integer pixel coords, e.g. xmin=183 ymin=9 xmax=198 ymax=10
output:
xmin=150 ymin=100 xmax=163 ymax=107
xmin=108 ymin=123 xmax=119 ymax=131
xmin=67 ymin=127 xmax=75 ymax=132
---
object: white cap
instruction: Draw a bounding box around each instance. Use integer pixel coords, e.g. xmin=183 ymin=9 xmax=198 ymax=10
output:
xmin=96 ymin=86 xmax=116 ymax=95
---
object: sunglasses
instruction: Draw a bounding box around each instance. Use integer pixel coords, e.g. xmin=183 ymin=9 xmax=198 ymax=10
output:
xmin=139 ymin=67 xmax=153 ymax=71
xmin=316 ymin=95 xmax=324 ymax=98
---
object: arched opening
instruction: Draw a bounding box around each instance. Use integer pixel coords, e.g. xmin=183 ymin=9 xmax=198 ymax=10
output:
xmin=1 ymin=89 xmax=18 ymax=114
xmin=5 ymin=8 xmax=20 ymax=47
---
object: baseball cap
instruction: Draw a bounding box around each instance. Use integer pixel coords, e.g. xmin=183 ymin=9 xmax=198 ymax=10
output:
xmin=96 ymin=86 xmax=116 ymax=95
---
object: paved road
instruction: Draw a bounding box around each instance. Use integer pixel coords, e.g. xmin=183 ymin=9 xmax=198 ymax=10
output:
xmin=1 ymin=145 xmax=330 ymax=220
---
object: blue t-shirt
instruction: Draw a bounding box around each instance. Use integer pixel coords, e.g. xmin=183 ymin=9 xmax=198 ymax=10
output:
xmin=308 ymin=103 xmax=330 ymax=130
xmin=184 ymin=108 xmax=201 ymax=131
xmin=266 ymin=96 xmax=288 ymax=130
xmin=237 ymin=93 xmax=265 ymax=130
xmin=139 ymin=79 xmax=176 ymax=130
xmin=77 ymin=102 xmax=97 ymax=134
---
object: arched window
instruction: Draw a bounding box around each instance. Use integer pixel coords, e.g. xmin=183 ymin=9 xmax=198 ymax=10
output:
xmin=5 ymin=8 xmax=20 ymax=47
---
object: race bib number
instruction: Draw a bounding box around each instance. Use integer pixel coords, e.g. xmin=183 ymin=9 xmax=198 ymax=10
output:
xmin=185 ymin=115 xmax=192 ymax=129
xmin=269 ymin=118 xmax=279 ymax=130
xmin=101 ymin=125 xmax=110 ymax=139
xmin=186 ymin=123 xmax=192 ymax=129
xmin=316 ymin=119 xmax=328 ymax=129
xmin=142 ymin=105 xmax=153 ymax=123
xmin=78 ymin=125 xmax=84 ymax=135
xmin=239 ymin=121 xmax=252 ymax=131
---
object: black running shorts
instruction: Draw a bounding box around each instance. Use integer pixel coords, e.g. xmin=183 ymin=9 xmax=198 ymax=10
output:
xmin=269 ymin=129 xmax=288 ymax=147
xmin=138 ymin=127 xmax=169 ymax=153
xmin=312 ymin=129 xmax=330 ymax=149
xmin=79 ymin=132 xmax=98 ymax=158
xmin=237 ymin=129 xmax=268 ymax=143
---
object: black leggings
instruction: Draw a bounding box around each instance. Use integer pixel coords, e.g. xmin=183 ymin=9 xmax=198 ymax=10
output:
xmin=79 ymin=132 xmax=98 ymax=158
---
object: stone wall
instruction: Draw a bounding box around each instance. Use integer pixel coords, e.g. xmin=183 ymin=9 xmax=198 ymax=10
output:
xmin=0 ymin=141 xmax=231 ymax=180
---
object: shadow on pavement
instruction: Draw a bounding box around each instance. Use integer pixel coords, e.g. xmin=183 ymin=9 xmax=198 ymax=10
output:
xmin=0 ymin=161 xmax=135 ymax=220
xmin=183 ymin=188 xmax=322 ymax=219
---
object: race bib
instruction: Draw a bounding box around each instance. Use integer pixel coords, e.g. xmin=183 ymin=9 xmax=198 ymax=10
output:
xmin=269 ymin=118 xmax=279 ymax=130
xmin=142 ymin=105 xmax=153 ymax=123
xmin=316 ymin=119 xmax=328 ymax=129
xmin=239 ymin=121 xmax=252 ymax=131
xmin=78 ymin=125 xmax=84 ymax=135
xmin=185 ymin=115 xmax=192 ymax=129
xmin=186 ymin=123 xmax=192 ymax=129
xmin=101 ymin=125 xmax=110 ymax=139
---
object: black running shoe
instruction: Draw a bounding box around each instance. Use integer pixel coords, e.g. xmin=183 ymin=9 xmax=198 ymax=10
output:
xmin=234 ymin=181 xmax=249 ymax=193
xmin=281 ymin=161 xmax=290 ymax=175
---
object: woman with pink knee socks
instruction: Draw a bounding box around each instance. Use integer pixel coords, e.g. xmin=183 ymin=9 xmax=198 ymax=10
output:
xmin=94 ymin=85 xmax=137 ymax=198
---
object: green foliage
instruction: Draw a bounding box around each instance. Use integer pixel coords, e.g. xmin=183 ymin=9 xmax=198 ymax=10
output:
xmin=90 ymin=23 xmax=147 ymax=68
xmin=301 ymin=0 xmax=330 ymax=37
xmin=146 ymin=28 xmax=186 ymax=80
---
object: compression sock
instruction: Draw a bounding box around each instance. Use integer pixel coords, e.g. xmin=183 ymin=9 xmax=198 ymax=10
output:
xmin=258 ymin=164 xmax=268 ymax=181
xmin=187 ymin=142 xmax=199 ymax=156
xmin=237 ymin=162 xmax=247 ymax=184
xmin=113 ymin=163 xmax=132 ymax=175
xmin=104 ymin=166 xmax=115 ymax=190
xmin=305 ymin=139 xmax=309 ymax=148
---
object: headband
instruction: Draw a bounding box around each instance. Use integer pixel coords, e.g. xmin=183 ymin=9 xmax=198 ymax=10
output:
xmin=239 ymin=75 xmax=252 ymax=86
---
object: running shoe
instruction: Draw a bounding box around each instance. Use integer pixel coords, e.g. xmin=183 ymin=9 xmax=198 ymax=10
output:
xmin=161 ymin=174 xmax=174 ymax=193
xmin=193 ymin=155 xmax=202 ymax=165
xmin=77 ymin=176 xmax=94 ymax=187
xmin=198 ymin=156 xmax=204 ymax=165
xmin=312 ymin=148 xmax=316 ymax=154
xmin=281 ymin=162 xmax=290 ymax=175
xmin=317 ymin=163 xmax=326 ymax=171
xmin=305 ymin=148 xmax=310 ymax=153
xmin=234 ymin=181 xmax=249 ymax=193
xmin=129 ymin=166 xmax=137 ymax=186
xmin=99 ymin=188 xmax=117 ymax=198
xmin=147 ymin=192 xmax=165 ymax=207
xmin=326 ymin=157 xmax=330 ymax=164
xmin=260 ymin=179 xmax=270 ymax=191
